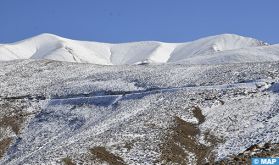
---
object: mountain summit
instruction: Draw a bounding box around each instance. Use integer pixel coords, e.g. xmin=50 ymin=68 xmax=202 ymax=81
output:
xmin=1 ymin=33 xmax=277 ymax=65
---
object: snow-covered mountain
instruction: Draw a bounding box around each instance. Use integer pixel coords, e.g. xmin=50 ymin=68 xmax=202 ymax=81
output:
xmin=1 ymin=34 xmax=279 ymax=165
xmin=1 ymin=33 xmax=278 ymax=65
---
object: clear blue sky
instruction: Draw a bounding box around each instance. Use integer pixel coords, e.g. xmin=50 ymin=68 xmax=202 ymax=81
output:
xmin=0 ymin=0 xmax=279 ymax=44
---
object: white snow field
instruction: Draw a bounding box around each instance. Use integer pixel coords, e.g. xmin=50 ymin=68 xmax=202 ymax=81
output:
xmin=1 ymin=33 xmax=279 ymax=65
xmin=1 ymin=34 xmax=279 ymax=165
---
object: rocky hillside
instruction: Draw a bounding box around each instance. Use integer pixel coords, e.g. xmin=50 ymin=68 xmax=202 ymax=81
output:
xmin=1 ymin=60 xmax=279 ymax=164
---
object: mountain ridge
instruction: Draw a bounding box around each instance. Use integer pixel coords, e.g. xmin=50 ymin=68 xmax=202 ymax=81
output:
xmin=0 ymin=33 xmax=276 ymax=65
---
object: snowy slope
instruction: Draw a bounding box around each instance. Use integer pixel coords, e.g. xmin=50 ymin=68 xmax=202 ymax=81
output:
xmin=176 ymin=44 xmax=279 ymax=64
xmin=0 ymin=33 xmax=276 ymax=65
xmin=1 ymin=60 xmax=279 ymax=164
